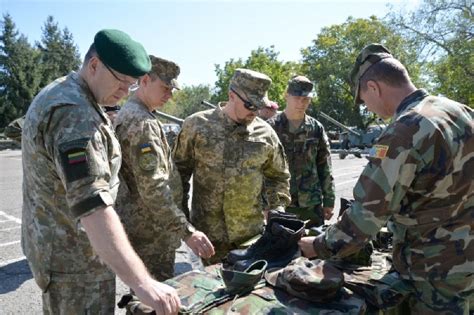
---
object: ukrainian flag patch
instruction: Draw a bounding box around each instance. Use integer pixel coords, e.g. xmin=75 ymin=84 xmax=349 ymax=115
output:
xmin=140 ymin=143 xmax=152 ymax=153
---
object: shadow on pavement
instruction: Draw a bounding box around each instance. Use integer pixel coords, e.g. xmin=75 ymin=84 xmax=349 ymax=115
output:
xmin=0 ymin=259 xmax=33 ymax=294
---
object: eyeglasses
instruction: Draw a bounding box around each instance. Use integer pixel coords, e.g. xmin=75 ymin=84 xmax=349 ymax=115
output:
xmin=231 ymin=88 xmax=258 ymax=112
xmin=102 ymin=61 xmax=139 ymax=92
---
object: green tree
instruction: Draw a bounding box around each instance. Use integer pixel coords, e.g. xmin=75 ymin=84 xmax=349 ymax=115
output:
xmin=211 ymin=46 xmax=302 ymax=107
xmin=301 ymin=16 xmax=421 ymax=129
xmin=0 ymin=14 xmax=42 ymax=129
xmin=162 ymin=84 xmax=212 ymax=119
xmin=37 ymin=16 xmax=81 ymax=87
xmin=388 ymin=0 xmax=473 ymax=105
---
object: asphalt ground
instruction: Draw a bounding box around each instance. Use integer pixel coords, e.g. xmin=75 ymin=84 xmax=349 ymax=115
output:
xmin=0 ymin=149 xmax=367 ymax=314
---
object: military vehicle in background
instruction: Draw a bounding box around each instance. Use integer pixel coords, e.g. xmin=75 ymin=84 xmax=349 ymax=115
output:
xmin=318 ymin=111 xmax=385 ymax=159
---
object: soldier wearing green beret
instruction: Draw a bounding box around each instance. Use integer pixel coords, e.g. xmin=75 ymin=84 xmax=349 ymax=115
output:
xmin=21 ymin=29 xmax=180 ymax=314
xmin=173 ymin=68 xmax=291 ymax=264
xmin=267 ymin=75 xmax=335 ymax=228
xmin=299 ymin=44 xmax=474 ymax=313
xmin=114 ymin=56 xmax=215 ymax=283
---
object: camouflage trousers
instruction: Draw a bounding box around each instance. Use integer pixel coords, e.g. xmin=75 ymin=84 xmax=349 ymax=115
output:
xmin=364 ymin=272 xmax=473 ymax=315
xmin=42 ymin=278 xmax=115 ymax=315
xmin=286 ymin=205 xmax=323 ymax=228
xmin=401 ymin=276 xmax=473 ymax=315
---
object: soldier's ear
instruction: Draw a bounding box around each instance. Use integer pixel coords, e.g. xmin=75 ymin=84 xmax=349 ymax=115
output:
xmin=367 ymin=80 xmax=380 ymax=97
xmin=87 ymin=56 xmax=100 ymax=75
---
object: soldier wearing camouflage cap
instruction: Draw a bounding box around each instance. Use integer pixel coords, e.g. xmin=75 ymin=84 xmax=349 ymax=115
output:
xmin=299 ymin=43 xmax=474 ymax=313
xmin=173 ymin=68 xmax=290 ymax=264
xmin=267 ymin=75 xmax=335 ymax=228
xmin=21 ymin=29 xmax=180 ymax=314
xmin=114 ymin=55 xmax=215 ymax=284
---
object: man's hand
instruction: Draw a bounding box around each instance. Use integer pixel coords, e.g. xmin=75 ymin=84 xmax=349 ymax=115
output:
xmin=323 ymin=207 xmax=334 ymax=220
xmin=185 ymin=231 xmax=215 ymax=259
xmin=298 ymin=236 xmax=317 ymax=258
xmin=134 ymin=278 xmax=181 ymax=315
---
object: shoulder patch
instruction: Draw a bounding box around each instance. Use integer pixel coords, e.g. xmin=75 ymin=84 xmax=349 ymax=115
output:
xmin=138 ymin=143 xmax=157 ymax=171
xmin=59 ymin=138 xmax=91 ymax=182
xmin=369 ymin=145 xmax=389 ymax=159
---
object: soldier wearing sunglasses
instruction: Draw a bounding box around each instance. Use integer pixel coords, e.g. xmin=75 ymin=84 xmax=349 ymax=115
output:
xmin=173 ymin=68 xmax=291 ymax=264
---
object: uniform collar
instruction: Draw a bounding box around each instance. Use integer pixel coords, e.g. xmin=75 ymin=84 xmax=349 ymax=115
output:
xmin=280 ymin=111 xmax=312 ymax=131
xmin=395 ymin=89 xmax=430 ymax=117
xmin=72 ymin=72 xmax=110 ymax=123
xmin=216 ymin=101 xmax=254 ymax=136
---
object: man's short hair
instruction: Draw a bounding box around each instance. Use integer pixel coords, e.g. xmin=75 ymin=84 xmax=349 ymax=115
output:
xmin=83 ymin=43 xmax=97 ymax=65
xmin=359 ymin=58 xmax=411 ymax=91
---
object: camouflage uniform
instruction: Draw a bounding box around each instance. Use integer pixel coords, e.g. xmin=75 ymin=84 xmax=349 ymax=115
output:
xmin=268 ymin=112 xmax=335 ymax=227
xmin=173 ymin=103 xmax=291 ymax=263
xmin=313 ymin=89 xmax=474 ymax=313
xmin=21 ymin=72 xmax=119 ymax=314
xmin=114 ymin=95 xmax=189 ymax=281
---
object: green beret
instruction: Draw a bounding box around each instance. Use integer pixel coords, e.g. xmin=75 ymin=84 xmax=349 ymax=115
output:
xmin=94 ymin=29 xmax=151 ymax=78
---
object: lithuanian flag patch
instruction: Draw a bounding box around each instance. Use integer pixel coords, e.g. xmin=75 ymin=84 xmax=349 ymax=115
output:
xmin=369 ymin=145 xmax=389 ymax=159
xmin=67 ymin=151 xmax=87 ymax=164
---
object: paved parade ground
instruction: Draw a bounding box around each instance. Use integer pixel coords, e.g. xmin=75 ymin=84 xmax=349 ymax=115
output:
xmin=0 ymin=149 xmax=368 ymax=314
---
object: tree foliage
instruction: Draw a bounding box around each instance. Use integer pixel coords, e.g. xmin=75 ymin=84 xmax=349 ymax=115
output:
xmin=211 ymin=46 xmax=302 ymax=107
xmin=0 ymin=14 xmax=42 ymax=128
xmin=0 ymin=14 xmax=81 ymax=129
xmin=388 ymin=0 xmax=473 ymax=105
xmin=162 ymin=84 xmax=212 ymax=119
xmin=301 ymin=16 xmax=422 ymax=129
xmin=37 ymin=16 xmax=81 ymax=88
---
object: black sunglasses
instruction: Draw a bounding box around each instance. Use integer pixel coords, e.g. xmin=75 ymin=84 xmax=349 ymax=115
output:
xmin=231 ymin=88 xmax=259 ymax=112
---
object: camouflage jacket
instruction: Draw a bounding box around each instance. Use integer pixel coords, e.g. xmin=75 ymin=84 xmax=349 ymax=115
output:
xmin=267 ymin=112 xmax=335 ymax=208
xmin=114 ymin=96 xmax=189 ymax=249
xmin=313 ymin=89 xmax=474 ymax=283
xmin=21 ymin=72 xmax=119 ymax=290
xmin=172 ymin=104 xmax=291 ymax=245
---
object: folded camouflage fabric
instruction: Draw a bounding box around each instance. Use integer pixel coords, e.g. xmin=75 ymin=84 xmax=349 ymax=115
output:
xmin=220 ymin=260 xmax=267 ymax=294
xmin=265 ymin=257 xmax=344 ymax=303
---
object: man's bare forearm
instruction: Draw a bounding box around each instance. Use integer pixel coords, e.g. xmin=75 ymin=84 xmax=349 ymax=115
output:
xmin=80 ymin=206 xmax=150 ymax=289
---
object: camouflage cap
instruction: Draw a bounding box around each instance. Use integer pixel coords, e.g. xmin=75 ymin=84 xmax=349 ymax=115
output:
xmin=94 ymin=29 xmax=151 ymax=77
xmin=287 ymin=75 xmax=315 ymax=98
xmin=220 ymin=260 xmax=268 ymax=294
xmin=149 ymin=55 xmax=181 ymax=90
xmin=229 ymin=68 xmax=272 ymax=109
xmin=265 ymin=257 xmax=344 ymax=302
xmin=350 ymin=43 xmax=392 ymax=105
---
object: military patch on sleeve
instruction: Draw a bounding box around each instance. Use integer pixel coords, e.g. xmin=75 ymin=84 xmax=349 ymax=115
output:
xmin=59 ymin=138 xmax=91 ymax=183
xmin=138 ymin=143 xmax=157 ymax=171
xmin=369 ymin=145 xmax=389 ymax=159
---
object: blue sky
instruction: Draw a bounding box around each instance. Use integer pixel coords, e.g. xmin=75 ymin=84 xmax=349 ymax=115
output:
xmin=1 ymin=0 xmax=419 ymax=86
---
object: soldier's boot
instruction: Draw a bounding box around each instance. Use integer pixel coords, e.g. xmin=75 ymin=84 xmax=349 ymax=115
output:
xmin=231 ymin=217 xmax=305 ymax=271
xmin=226 ymin=210 xmax=299 ymax=264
